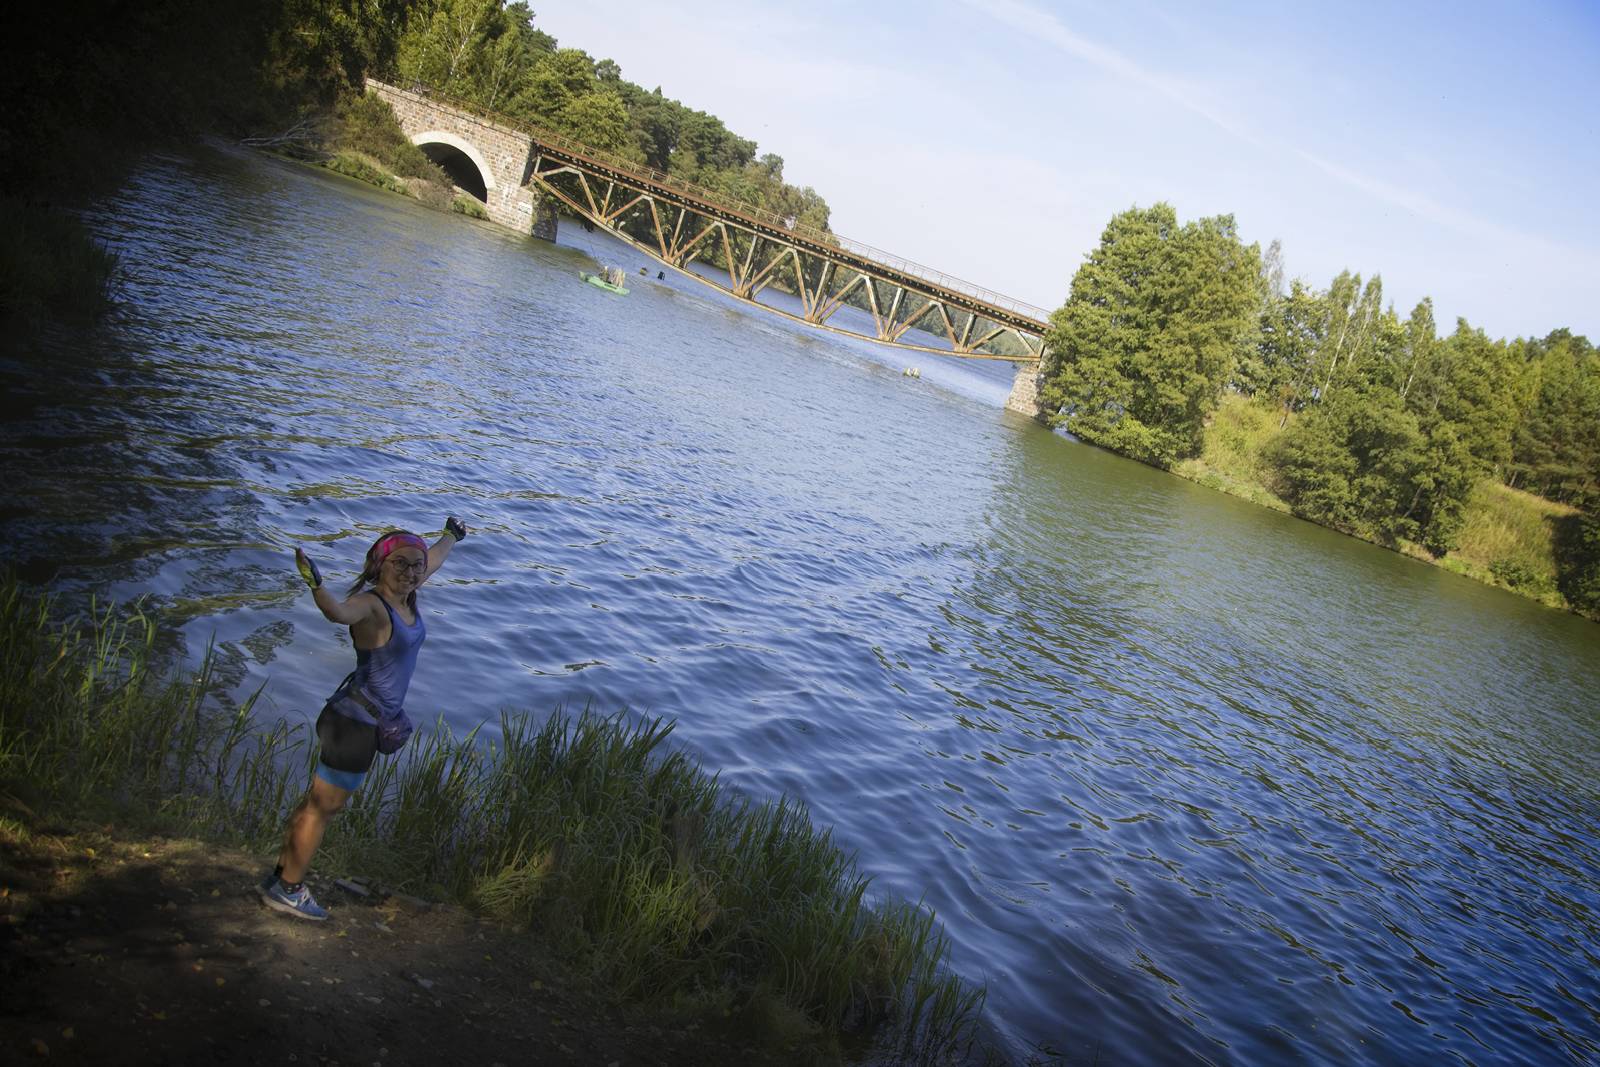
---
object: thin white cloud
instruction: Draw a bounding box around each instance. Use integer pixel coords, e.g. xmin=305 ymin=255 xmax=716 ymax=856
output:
xmin=960 ymin=0 xmax=1589 ymax=271
xmin=959 ymin=0 xmax=1266 ymax=147
xmin=1297 ymin=151 xmax=1507 ymax=245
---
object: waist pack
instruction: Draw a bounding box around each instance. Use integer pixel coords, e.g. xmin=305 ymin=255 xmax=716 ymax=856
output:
xmin=329 ymin=673 xmax=414 ymax=755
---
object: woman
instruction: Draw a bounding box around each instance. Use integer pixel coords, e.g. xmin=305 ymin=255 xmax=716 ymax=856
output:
xmin=257 ymin=516 xmax=470 ymax=920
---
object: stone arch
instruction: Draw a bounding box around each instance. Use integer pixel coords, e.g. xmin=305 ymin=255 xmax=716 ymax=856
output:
xmin=411 ymin=130 xmax=495 ymax=202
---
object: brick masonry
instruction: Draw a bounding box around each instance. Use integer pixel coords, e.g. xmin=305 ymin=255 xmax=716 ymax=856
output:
xmin=367 ymin=79 xmax=551 ymax=239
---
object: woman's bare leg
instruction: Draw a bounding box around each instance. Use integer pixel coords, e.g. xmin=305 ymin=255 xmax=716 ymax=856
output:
xmin=278 ymin=776 xmax=351 ymax=883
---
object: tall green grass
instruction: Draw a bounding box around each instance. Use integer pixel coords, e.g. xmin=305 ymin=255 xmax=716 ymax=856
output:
xmin=1438 ymin=481 xmax=1574 ymax=605
xmin=0 ymin=198 xmax=118 ymax=325
xmin=1171 ymin=393 xmax=1292 ymax=512
xmin=0 ymin=578 xmax=984 ymax=1063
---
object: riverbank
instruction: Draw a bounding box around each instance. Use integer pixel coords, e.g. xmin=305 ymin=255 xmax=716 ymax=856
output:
xmin=299 ymin=91 xmax=488 ymax=219
xmin=0 ymin=198 xmax=120 ymax=328
xmin=0 ymin=580 xmax=985 ymax=1065
xmin=1172 ymin=393 xmax=1593 ymax=619
xmin=0 ymin=810 xmax=775 ymax=1065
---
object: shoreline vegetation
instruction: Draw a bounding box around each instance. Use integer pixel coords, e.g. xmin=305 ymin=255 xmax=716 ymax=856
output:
xmin=264 ymin=90 xmax=491 ymax=220
xmin=1038 ymin=204 xmax=1599 ymax=623
xmin=1171 ymin=394 xmax=1588 ymax=614
xmin=0 ymin=578 xmax=986 ymax=1063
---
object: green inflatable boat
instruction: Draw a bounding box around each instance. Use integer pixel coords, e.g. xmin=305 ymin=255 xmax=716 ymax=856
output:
xmin=580 ymin=268 xmax=629 ymax=295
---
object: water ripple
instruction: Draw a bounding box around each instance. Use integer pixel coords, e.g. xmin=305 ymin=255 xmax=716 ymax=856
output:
xmin=3 ymin=145 xmax=1598 ymax=1065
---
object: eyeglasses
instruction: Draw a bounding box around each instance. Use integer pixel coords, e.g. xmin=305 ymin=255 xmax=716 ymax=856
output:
xmin=386 ymin=557 xmax=426 ymax=574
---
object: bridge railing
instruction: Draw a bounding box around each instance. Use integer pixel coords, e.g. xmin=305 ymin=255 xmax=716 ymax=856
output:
xmin=372 ymin=77 xmax=1055 ymax=327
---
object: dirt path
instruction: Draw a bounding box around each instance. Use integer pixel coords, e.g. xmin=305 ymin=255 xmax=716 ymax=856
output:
xmin=0 ymin=815 xmax=784 ymax=1065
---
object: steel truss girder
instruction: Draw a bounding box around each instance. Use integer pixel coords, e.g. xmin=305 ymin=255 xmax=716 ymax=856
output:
xmin=529 ymin=158 xmax=1047 ymax=362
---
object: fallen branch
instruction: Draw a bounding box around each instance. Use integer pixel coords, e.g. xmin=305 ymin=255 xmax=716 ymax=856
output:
xmin=239 ymin=119 xmax=327 ymax=155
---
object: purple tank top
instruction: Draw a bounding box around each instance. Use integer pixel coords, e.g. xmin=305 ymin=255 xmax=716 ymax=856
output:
xmin=353 ymin=596 xmax=426 ymax=714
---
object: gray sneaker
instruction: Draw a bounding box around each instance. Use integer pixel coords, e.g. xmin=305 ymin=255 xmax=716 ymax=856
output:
xmin=257 ymin=878 xmax=330 ymax=921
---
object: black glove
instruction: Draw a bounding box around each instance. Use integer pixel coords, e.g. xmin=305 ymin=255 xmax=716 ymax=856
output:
xmin=294 ymin=548 xmax=322 ymax=589
xmin=445 ymin=516 xmax=468 ymax=541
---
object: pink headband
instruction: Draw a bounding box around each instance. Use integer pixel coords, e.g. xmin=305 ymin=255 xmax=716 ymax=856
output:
xmin=372 ymin=533 xmax=428 ymax=565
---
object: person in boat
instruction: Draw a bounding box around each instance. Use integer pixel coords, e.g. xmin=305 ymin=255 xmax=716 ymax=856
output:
xmin=257 ymin=518 xmax=470 ymax=920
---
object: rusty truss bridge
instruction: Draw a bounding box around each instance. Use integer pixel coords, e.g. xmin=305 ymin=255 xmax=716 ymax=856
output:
xmin=371 ymin=79 xmax=1052 ymax=364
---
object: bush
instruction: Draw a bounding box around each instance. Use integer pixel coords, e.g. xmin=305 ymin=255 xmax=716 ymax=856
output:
xmin=453 ymin=195 xmax=489 ymax=220
xmin=1488 ymin=557 xmax=1553 ymax=595
xmin=334 ymin=92 xmax=444 ymax=182
xmin=1554 ymin=504 xmax=1600 ymax=616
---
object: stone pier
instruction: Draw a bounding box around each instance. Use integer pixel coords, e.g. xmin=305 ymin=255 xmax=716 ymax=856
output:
xmin=1005 ymin=359 xmax=1046 ymax=419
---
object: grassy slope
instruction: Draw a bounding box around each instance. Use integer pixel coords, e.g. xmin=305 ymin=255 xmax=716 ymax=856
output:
xmin=1437 ymin=481 xmax=1576 ymax=607
xmin=313 ymin=92 xmax=490 ymax=219
xmin=1172 ymin=394 xmax=1586 ymax=617
xmin=1171 ymin=393 xmax=1293 ymax=514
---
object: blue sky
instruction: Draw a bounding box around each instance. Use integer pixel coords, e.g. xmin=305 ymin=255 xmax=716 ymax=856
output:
xmin=538 ymin=0 xmax=1599 ymax=341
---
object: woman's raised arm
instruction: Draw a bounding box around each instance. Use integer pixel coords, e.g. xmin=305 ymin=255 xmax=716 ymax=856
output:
xmin=423 ymin=516 xmax=469 ymax=581
xmin=296 ymin=548 xmax=375 ymax=625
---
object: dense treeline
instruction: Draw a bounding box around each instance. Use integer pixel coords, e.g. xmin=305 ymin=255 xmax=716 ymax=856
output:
xmin=0 ymin=0 xmax=410 ymax=323
xmin=1 ymin=0 xmax=828 ymax=321
xmin=388 ymin=0 xmax=831 ymax=230
xmin=1041 ymin=203 xmax=1600 ymax=615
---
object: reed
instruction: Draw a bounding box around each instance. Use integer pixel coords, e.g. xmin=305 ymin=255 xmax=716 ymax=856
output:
xmin=0 ymin=577 xmax=984 ymax=1063
xmin=0 ymin=198 xmax=119 ymax=325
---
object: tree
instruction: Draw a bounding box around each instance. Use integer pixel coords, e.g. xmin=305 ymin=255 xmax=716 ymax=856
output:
xmin=1241 ymin=279 xmax=1327 ymax=424
xmin=395 ymin=0 xmax=551 ymax=108
xmin=1261 ymin=238 xmax=1285 ymax=299
xmin=1407 ymin=421 xmax=1479 ymax=554
xmin=1554 ymin=500 xmax=1600 ymax=615
xmin=626 ymin=90 xmax=681 ymax=170
xmin=1396 ymin=298 xmax=1437 ymax=402
xmin=1511 ymin=330 xmax=1600 ymax=501
xmin=1311 ymin=272 xmax=1385 ymax=402
xmin=557 ymin=90 xmax=634 ymax=155
xmin=1434 ymin=318 xmax=1519 ymax=474
xmin=508 ymin=47 xmax=599 ymax=122
xmin=1267 ymin=379 xmax=1479 ymax=552
xmin=1041 ymin=203 xmax=1261 ymax=467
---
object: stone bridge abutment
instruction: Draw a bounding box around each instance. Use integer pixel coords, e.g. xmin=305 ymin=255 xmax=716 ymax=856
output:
xmin=368 ymin=79 xmax=555 ymax=239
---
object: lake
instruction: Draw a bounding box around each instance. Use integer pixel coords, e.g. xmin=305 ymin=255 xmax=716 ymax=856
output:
xmin=3 ymin=144 xmax=1597 ymax=1064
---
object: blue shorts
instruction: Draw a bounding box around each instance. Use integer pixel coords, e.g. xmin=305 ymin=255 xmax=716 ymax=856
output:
xmin=315 ymin=763 xmax=368 ymax=792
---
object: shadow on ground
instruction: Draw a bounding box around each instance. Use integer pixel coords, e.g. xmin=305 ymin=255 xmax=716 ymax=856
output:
xmin=0 ymin=812 xmax=778 ymax=1065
